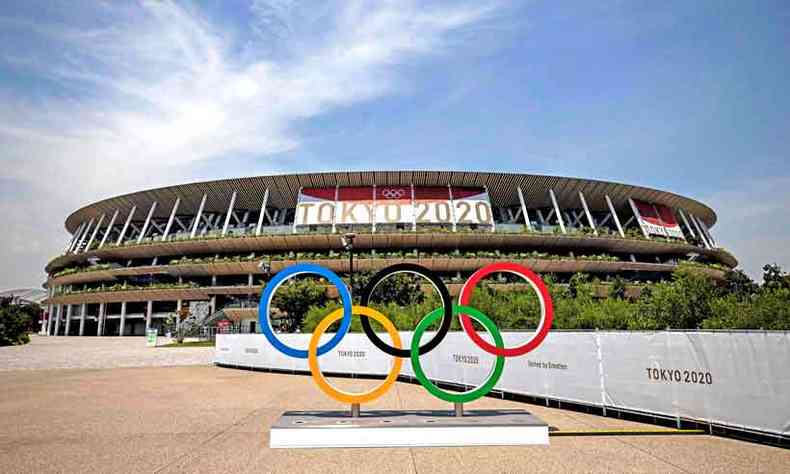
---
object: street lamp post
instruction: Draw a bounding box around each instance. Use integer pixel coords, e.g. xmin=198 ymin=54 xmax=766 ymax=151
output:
xmin=257 ymin=259 xmax=272 ymax=332
xmin=341 ymin=233 xmax=356 ymax=301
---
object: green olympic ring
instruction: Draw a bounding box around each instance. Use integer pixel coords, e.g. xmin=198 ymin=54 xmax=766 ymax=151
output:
xmin=411 ymin=304 xmax=505 ymax=403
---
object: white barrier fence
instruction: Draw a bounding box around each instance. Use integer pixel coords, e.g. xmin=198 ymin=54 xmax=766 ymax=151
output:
xmin=215 ymin=331 xmax=790 ymax=437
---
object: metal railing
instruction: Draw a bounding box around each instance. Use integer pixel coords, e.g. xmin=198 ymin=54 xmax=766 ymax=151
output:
xmin=200 ymin=323 xmax=253 ymax=341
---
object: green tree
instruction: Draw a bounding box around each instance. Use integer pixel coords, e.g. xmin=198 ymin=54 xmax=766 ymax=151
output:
xmin=361 ymin=272 xmax=424 ymax=306
xmin=633 ymin=269 xmax=720 ymax=329
xmin=302 ymin=262 xmax=790 ymax=333
xmin=723 ymin=269 xmax=758 ymax=297
xmin=702 ymin=288 xmax=790 ymax=330
xmin=272 ymin=277 xmax=329 ymax=332
xmin=0 ymin=298 xmax=37 ymax=346
xmin=761 ymin=264 xmax=790 ymax=291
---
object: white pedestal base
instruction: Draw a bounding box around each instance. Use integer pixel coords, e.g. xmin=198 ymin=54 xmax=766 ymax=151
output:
xmin=270 ymin=409 xmax=549 ymax=448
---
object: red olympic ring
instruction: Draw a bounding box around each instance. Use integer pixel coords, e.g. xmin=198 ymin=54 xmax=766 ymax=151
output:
xmin=458 ymin=262 xmax=553 ymax=357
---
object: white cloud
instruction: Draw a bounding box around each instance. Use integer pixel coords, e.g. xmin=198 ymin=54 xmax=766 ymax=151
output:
xmin=704 ymin=177 xmax=790 ymax=282
xmin=0 ymin=0 xmax=498 ymax=287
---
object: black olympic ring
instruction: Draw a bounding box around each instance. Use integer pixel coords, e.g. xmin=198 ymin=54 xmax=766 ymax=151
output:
xmin=360 ymin=263 xmax=453 ymax=358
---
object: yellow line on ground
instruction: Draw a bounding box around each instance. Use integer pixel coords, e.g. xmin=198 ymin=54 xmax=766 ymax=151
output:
xmin=550 ymin=428 xmax=705 ymax=437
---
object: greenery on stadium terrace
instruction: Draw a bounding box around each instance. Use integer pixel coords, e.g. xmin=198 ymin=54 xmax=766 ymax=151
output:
xmin=292 ymin=264 xmax=790 ymax=332
xmin=52 ymin=249 xmax=730 ymax=279
xmin=55 ymin=223 xmax=696 ymax=264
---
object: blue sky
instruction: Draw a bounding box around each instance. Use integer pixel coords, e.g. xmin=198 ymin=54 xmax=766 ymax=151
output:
xmin=0 ymin=0 xmax=788 ymax=287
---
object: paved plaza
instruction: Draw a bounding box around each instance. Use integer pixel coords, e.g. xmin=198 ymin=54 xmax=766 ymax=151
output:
xmin=0 ymin=335 xmax=213 ymax=371
xmin=0 ymin=337 xmax=788 ymax=473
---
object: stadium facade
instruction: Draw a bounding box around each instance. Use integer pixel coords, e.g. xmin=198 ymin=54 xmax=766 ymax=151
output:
xmin=41 ymin=171 xmax=736 ymax=337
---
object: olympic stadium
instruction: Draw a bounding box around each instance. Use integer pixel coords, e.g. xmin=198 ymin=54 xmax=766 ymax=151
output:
xmin=40 ymin=170 xmax=736 ymax=337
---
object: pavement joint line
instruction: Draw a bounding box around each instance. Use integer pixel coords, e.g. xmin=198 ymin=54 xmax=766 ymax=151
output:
xmin=615 ymin=435 xmax=695 ymax=474
xmin=152 ymin=407 xmax=264 ymax=474
xmin=394 ymin=380 xmax=419 ymax=473
xmin=550 ymin=428 xmax=706 ymax=436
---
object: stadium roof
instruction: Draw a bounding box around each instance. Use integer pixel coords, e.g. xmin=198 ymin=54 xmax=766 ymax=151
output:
xmin=0 ymin=288 xmax=47 ymax=305
xmin=64 ymin=171 xmax=717 ymax=233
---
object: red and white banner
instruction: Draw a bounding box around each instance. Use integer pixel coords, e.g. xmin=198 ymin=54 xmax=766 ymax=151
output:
xmin=631 ymin=199 xmax=685 ymax=239
xmin=295 ymin=186 xmax=493 ymax=227
xmin=376 ymin=186 xmax=413 ymax=224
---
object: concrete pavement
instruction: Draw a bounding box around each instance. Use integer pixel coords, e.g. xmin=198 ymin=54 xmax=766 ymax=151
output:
xmin=0 ymin=335 xmax=213 ymax=371
xmin=1 ymin=363 xmax=788 ymax=473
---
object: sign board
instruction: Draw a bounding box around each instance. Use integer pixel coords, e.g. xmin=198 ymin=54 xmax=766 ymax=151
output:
xmin=145 ymin=329 xmax=158 ymax=347
xmin=632 ymin=199 xmax=685 ymax=239
xmin=294 ymin=186 xmax=494 ymax=227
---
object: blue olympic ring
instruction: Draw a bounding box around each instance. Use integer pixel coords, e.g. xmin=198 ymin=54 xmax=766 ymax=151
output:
xmin=258 ymin=263 xmax=352 ymax=358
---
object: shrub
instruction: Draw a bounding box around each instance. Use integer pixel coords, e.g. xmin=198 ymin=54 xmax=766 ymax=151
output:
xmin=0 ymin=299 xmax=37 ymax=346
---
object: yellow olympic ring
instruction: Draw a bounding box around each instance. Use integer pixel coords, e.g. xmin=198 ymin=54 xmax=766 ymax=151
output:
xmin=308 ymin=305 xmax=402 ymax=404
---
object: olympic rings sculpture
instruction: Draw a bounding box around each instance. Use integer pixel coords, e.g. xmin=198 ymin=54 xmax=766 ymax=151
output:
xmin=258 ymin=261 xmax=553 ymax=406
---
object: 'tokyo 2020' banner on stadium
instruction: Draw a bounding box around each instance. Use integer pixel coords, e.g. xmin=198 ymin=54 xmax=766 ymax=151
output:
xmin=294 ymin=186 xmax=494 ymax=227
xmin=631 ymin=199 xmax=685 ymax=239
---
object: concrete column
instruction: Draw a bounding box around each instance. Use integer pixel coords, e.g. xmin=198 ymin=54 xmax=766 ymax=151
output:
xmin=677 ymin=209 xmax=697 ymax=239
xmin=222 ymin=191 xmax=238 ymax=236
xmin=690 ymin=214 xmax=712 ymax=249
xmin=98 ymin=209 xmax=120 ymax=249
xmin=79 ymin=303 xmax=86 ymax=336
xmin=45 ymin=306 xmax=51 ymax=335
xmin=628 ymin=198 xmax=651 ymax=239
xmin=517 ymin=186 xmax=532 ymax=231
xmin=119 ymin=301 xmax=127 ymax=336
xmin=548 ymin=189 xmax=566 ymax=234
xmin=448 ymin=184 xmax=457 ymax=232
xmin=53 ymin=305 xmax=62 ymax=336
xmin=145 ymin=301 xmax=153 ymax=331
xmin=65 ymin=305 xmax=73 ymax=336
xmin=97 ymin=303 xmax=105 ymax=336
xmin=255 ymin=189 xmax=269 ymax=236
xmin=605 ymin=195 xmax=625 ymax=238
xmin=137 ymin=201 xmax=158 ymax=244
xmin=210 ymin=296 xmax=216 ymax=315
xmin=696 ymin=216 xmax=717 ymax=248
xmin=161 ymin=197 xmax=181 ymax=241
xmin=44 ymin=288 xmax=53 ymax=335
xmin=248 ymin=274 xmax=253 ymax=286
xmin=116 ymin=206 xmax=137 ymax=245
xmin=579 ymin=191 xmax=598 ymax=235
xmin=66 ymin=221 xmax=87 ymax=254
xmin=50 ymin=306 xmax=57 ymax=335
xmin=331 ymin=185 xmax=338 ymax=234
xmin=292 ymin=188 xmax=303 ymax=234
xmin=84 ymin=213 xmax=105 ymax=253
xmin=175 ymin=299 xmax=182 ymax=333
xmin=190 ymin=194 xmax=207 ymax=238
xmin=75 ymin=218 xmax=95 ymax=253
xmin=41 ymin=307 xmax=49 ymax=335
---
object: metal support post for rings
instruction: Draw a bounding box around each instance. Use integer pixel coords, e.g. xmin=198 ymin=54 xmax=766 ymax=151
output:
xmin=454 ymin=402 xmax=464 ymax=417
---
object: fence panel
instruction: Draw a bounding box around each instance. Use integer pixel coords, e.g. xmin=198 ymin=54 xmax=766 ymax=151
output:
xmin=216 ymin=330 xmax=790 ymax=436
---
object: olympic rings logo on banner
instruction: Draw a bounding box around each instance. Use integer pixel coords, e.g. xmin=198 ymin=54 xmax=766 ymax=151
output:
xmin=380 ymin=188 xmax=406 ymax=199
xmin=258 ymin=262 xmax=553 ymax=406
